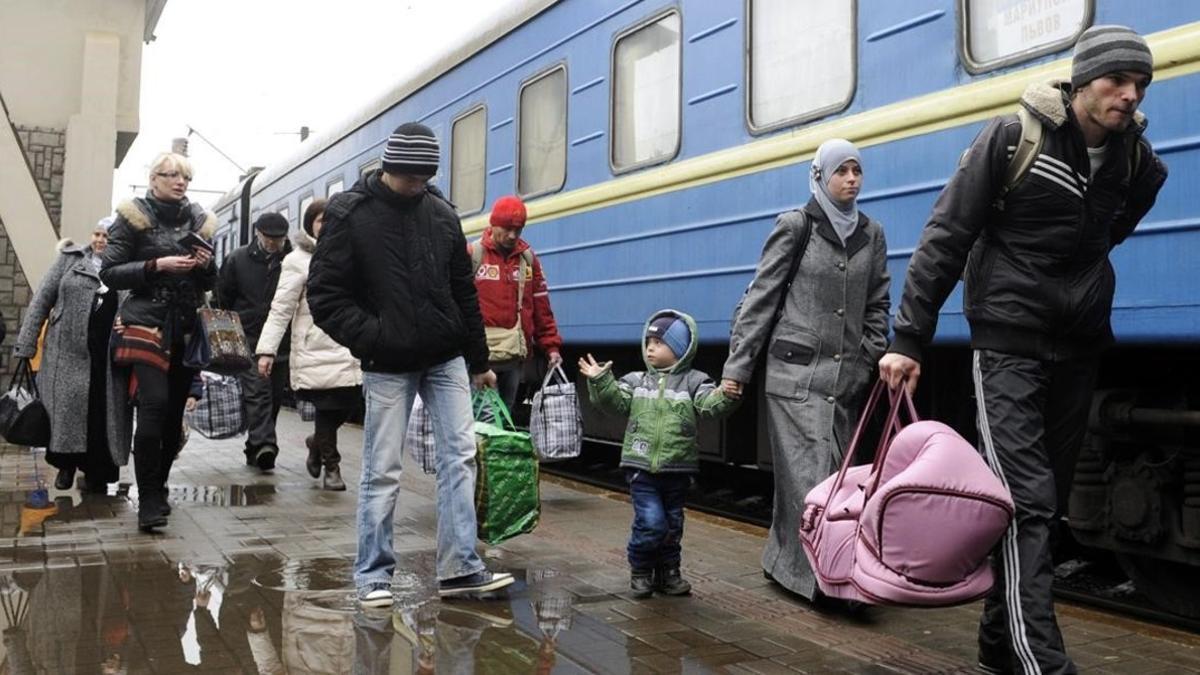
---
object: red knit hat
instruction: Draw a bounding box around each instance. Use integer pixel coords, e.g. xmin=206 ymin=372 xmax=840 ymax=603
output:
xmin=489 ymin=195 xmax=527 ymax=229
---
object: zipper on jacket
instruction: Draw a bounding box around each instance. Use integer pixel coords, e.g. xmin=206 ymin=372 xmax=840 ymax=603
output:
xmin=650 ymin=374 xmax=666 ymax=472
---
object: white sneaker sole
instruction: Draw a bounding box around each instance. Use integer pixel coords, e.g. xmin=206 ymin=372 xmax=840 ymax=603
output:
xmin=438 ymin=572 xmax=515 ymax=597
xmin=359 ymin=591 xmax=393 ymax=608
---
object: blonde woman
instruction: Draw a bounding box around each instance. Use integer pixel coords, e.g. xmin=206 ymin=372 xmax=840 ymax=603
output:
xmin=101 ymin=152 xmax=217 ymax=531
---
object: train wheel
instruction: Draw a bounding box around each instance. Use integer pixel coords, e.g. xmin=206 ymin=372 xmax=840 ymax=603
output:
xmin=1116 ymin=553 xmax=1200 ymax=619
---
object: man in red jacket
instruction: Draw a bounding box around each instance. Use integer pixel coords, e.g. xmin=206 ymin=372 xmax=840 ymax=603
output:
xmin=470 ymin=195 xmax=563 ymax=412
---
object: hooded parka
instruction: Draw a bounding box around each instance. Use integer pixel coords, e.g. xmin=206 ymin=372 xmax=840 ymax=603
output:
xmin=256 ymin=230 xmax=362 ymax=392
xmin=588 ymin=310 xmax=738 ymax=473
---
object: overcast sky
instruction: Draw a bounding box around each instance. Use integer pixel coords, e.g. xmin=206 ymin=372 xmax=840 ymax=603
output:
xmin=112 ymin=0 xmax=515 ymax=208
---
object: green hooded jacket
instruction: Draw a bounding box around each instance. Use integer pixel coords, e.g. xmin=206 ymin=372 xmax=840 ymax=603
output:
xmin=587 ymin=309 xmax=739 ymax=473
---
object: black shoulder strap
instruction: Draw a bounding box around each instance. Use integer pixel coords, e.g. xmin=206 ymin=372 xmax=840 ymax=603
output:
xmin=774 ymin=209 xmax=812 ymax=317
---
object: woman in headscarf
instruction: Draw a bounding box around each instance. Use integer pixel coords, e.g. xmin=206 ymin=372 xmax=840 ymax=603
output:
xmin=14 ymin=217 xmax=120 ymax=492
xmin=101 ymin=151 xmax=217 ymax=531
xmin=256 ymin=198 xmax=362 ymax=491
xmin=721 ymin=138 xmax=891 ymax=601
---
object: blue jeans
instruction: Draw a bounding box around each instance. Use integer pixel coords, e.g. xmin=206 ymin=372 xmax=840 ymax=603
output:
xmin=355 ymin=358 xmax=484 ymax=592
xmin=626 ymin=470 xmax=691 ymax=572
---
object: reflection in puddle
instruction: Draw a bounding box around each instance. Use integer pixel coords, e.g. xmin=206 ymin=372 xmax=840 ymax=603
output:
xmin=166 ymin=483 xmax=278 ymax=506
xmin=0 ymin=550 xmax=644 ymax=673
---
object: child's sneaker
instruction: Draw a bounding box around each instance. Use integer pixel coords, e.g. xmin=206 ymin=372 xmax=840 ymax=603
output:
xmin=630 ymin=570 xmax=654 ymax=598
xmin=655 ymin=566 xmax=692 ymax=596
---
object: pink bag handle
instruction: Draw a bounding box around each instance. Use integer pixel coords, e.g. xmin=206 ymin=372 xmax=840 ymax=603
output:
xmin=820 ymin=381 xmax=919 ymax=515
xmin=863 ymin=386 xmax=921 ymax=498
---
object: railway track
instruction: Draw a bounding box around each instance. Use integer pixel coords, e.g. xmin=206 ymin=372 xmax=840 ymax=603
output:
xmin=542 ymin=440 xmax=1200 ymax=634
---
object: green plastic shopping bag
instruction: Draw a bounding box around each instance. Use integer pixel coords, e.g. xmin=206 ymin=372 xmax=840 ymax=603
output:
xmin=473 ymin=389 xmax=540 ymax=545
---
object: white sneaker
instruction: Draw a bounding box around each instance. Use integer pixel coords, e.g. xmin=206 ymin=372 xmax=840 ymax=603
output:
xmin=359 ymin=588 xmax=393 ymax=608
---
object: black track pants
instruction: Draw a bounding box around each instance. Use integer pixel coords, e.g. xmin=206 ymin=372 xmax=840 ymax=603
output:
xmin=972 ymin=349 xmax=1098 ymax=675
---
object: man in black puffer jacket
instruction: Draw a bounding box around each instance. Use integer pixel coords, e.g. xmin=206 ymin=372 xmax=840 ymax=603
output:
xmin=217 ymin=213 xmax=292 ymax=472
xmin=308 ymin=122 xmax=512 ymax=607
xmin=880 ymin=26 xmax=1168 ymax=675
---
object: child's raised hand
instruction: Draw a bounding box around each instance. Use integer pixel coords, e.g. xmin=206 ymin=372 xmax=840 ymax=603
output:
xmin=577 ymin=353 xmax=612 ymax=378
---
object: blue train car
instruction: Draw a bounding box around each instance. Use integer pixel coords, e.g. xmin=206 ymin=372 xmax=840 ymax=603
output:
xmin=215 ymin=0 xmax=1200 ymax=616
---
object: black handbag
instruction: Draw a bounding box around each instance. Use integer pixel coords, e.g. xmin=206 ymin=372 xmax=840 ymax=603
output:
xmin=0 ymin=358 xmax=51 ymax=447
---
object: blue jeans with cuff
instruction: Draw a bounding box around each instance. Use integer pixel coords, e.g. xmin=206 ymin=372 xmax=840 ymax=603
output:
xmin=354 ymin=358 xmax=484 ymax=593
xmin=625 ymin=469 xmax=691 ymax=572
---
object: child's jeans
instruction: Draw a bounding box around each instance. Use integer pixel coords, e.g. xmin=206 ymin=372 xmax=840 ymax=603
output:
xmin=625 ymin=469 xmax=692 ymax=572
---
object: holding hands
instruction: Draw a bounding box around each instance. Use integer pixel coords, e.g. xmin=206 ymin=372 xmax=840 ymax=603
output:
xmin=720 ymin=378 xmax=744 ymax=400
xmin=577 ymin=353 xmax=612 ymax=379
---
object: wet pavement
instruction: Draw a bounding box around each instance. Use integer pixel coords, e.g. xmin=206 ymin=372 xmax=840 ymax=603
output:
xmin=0 ymin=411 xmax=1198 ymax=673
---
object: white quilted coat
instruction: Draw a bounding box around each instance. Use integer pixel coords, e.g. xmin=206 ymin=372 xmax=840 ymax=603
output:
xmin=256 ymin=231 xmax=362 ymax=391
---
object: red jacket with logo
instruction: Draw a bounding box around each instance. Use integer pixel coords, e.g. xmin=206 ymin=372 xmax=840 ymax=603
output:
xmin=468 ymin=228 xmax=563 ymax=359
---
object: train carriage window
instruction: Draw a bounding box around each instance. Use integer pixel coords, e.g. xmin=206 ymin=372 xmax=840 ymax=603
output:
xmin=277 ymin=207 xmax=291 ymax=230
xmin=747 ymin=0 xmax=855 ymax=133
xmin=327 ymin=178 xmax=345 ymax=196
xmin=451 ymin=105 xmax=487 ymax=214
xmin=961 ymin=0 xmax=1092 ymax=73
xmin=358 ymin=158 xmax=381 ymax=179
xmin=611 ymin=11 xmax=681 ymax=173
xmin=518 ymin=65 xmax=567 ymax=197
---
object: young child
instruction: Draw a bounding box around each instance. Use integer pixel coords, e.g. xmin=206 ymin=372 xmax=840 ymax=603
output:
xmin=578 ymin=309 xmax=739 ymax=598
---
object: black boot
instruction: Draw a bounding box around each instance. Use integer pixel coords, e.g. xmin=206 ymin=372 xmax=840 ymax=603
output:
xmin=630 ymin=570 xmax=654 ymax=599
xmin=655 ymin=566 xmax=692 ymax=596
xmin=133 ymin=438 xmax=167 ymax=532
xmin=304 ymin=435 xmax=321 ymax=479
xmin=54 ymin=467 xmax=76 ymax=490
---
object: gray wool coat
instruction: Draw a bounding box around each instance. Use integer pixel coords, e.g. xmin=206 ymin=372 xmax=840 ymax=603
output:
xmin=13 ymin=243 xmax=119 ymax=460
xmin=724 ymin=199 xmax=891 ymax=599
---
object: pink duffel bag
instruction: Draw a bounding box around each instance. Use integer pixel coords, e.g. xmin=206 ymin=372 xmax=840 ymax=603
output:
xmin=799 ymin=382 xmax=1014 ymax=606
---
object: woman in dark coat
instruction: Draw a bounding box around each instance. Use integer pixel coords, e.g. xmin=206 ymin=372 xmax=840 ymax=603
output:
xmin=14 ymin=218 xmax=119 ymax=491
xmin=101 ymin=152 xmax=217 ymax=531
xmin=722 ymin=139 xmax=891 ymax=600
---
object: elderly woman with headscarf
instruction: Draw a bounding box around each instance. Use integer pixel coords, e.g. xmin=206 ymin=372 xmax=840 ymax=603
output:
xmin=102 ymin=152 xmax=217 ymax=532
xmin=14 ymin=217 xmax=121 ymax=492
xmin=721 ymin=138 xmax=891 ymax=601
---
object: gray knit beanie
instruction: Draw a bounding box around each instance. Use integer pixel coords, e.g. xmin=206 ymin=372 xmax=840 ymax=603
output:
xmin=1071 ymin=25 xmax=1153 ymax=89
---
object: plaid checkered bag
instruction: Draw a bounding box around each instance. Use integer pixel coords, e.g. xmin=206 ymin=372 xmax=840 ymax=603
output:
xmin=529 ymin=365 xmax=582 ymax=462
xmin=297 ymin=399 xmax=316 ymax=422
xmin=404 ymin=395 xmax=437 ymax=475
xmin=184 ymin=372 xmax=246 ymax=439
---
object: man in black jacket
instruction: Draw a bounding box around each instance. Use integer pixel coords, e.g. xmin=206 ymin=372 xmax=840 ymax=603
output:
xmin=880 ymin=26 xmax=1167 ymax=675
xmin=217 ymin=212 xmax=292 ymax=471
xmin=307 ymin=122 xmax=512 ymax=607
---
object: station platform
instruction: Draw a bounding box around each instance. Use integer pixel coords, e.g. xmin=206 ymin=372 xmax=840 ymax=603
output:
xmin=0 ymin=410 xmax=1197 ymax=674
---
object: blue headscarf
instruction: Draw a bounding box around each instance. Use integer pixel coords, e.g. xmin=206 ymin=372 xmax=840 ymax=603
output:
xmin=809 ymin=138 xmax=862 ymax=243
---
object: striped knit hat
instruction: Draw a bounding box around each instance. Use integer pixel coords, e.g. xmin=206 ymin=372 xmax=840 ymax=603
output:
xmin=381 ymin=122 xmax=439 ymax=176
xmin=1071 ymin=25 xmax=1153 ymax=89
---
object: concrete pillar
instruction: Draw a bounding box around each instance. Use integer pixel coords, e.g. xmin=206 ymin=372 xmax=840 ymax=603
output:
xmin=0 ymin=119 xmax=58 ymax=288
xmin=60 ymin=31 xmax=120 ymax=243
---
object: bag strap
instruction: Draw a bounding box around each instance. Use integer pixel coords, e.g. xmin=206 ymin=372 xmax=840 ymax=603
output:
xmin=863 ymin=386 xmax=921 ymax=499
xmin=473 ymin=388 xmax=517 ymax=430
xmin=995 ymin=105 xmax=1044 ymax=211
xmin=540 ymin=364 xmax=568 ymax=390
xmin=819 ymin=381 xmax=915 ymax=515
xmin=774 ymin=209 xmax=812 ymax=320
xmin=513 ymin=252 xmax=529 ymax=330
xmin=8 ymin=358 xmax=35 ymax=396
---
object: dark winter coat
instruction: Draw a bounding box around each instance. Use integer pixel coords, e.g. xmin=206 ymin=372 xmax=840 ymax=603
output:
xmin=216 ymin=237 xmax=292 ymax=347
xmin=100 ymin=197 xmax=217 ymax=464
xmin=307 ymin=171 xmax=489 ymax=374
xmin=13 ymin=243 xmax=113 ymax=458
xmin=890 ymin=81 xmax=1168 ymax=362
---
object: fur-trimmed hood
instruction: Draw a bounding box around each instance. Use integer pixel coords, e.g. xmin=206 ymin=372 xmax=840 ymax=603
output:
xmin=115 ymin=198 xmax=217 ymax=239
xmin=1019 ymin=80 xmax=1147 ymax=132
xmin=55 ymin=238 xmax=88 ymax=254
xmin=292 ymin=228 xmax=316 ymax=253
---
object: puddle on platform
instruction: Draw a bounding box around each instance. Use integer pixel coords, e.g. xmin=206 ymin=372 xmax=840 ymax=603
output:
xmin=0 ymin=549 xmax=646 ymax=673
xmin=166 ymin=483 xmax=278 ymax=506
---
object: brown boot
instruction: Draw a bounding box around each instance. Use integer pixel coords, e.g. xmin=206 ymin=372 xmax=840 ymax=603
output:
xmin=323 ymin=466 xmax=346 ymax=491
